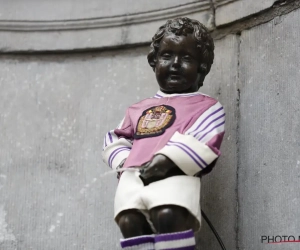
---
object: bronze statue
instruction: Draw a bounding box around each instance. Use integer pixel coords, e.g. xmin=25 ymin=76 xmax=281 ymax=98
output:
xmin=102 ymin=17 xmax=225 ymax=250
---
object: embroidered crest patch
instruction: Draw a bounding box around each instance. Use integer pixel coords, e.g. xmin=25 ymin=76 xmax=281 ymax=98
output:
xmin=134 ymin=105 xmax=176 ymax=139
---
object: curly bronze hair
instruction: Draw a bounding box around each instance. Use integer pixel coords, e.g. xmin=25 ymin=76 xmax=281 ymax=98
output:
xmin=147 ymin=17 xmax=214 ymax=78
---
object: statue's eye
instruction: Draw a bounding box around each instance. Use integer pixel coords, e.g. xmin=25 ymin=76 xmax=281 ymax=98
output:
xmin=182 ymin=55 xmax=192 ymax=61
xmin=160 ymin=53 xmax=171 ymax=59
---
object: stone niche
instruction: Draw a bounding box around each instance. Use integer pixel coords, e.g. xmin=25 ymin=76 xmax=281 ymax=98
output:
xmin=0 ymin=0 xmax=213 ymax=52
xmin=214 ymin=0 xmax=278 ymax=26
xmin=0 ymin=0 xmax=279 ymax=52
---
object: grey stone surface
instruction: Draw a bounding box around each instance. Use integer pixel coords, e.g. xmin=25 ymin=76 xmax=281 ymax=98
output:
xmin=0 ymin=47 xmax=158 ymax=250
xmin=1 ymin=2 xmax=300 ymax=249
xmin=0 ymin=36 xmax=239 ymax=250
xmin=198 ymin=35 xmax=239 ymax=250
xmin=0 ymin=1 xmax=212 ymax=52
xmin=0 ymin=11 xmax=211 ymax=53
xmin=238 ymin=7 xmax=300 ymax=250
xmin=215 ymin=0 xmax=277 ymax=26
xmin=0 ymin=0 xmax=197 ymax=20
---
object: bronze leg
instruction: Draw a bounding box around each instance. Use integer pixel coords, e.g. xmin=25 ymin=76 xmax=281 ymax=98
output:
xmin=116 ymin=209 xmax=153 ymax=238
xmin=150 ymin=205 xmax=193 ymax=234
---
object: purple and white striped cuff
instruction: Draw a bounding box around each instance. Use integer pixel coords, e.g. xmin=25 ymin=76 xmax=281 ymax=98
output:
xmin=155 ymin=132 xmax=218 ymax=176
xmin=108 ymin=146 xmax=131 ymax=167
xmin=102 ymin=138 xmax=132 ymax=170
xmin=120 ymin=235 xmax=155 ymax=250
xmin=155 ymin=230 xmax=196 ymax=250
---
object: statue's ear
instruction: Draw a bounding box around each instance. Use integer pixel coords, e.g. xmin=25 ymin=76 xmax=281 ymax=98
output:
xmin=198 ymin=63 xmax=207 ymax=88
xmin=198 ymin=74 xmax=204 ymax=88
xmin=149 ymin=59 xmax=156 ymax=72
xmin=199 ymin=63 xmax=207 ymax=74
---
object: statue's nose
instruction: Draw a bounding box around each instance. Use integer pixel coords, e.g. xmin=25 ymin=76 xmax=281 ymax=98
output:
xmin=172 ymin=56 xmax=181 ymax=69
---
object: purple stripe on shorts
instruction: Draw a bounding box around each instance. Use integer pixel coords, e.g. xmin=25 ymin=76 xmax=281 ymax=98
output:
xmin=155 ymin=94 xmax=163 ymax=98
xmin=189 ymin=107 xmax=223 ymax=135
xmin=167 ymin=142 xmax=205 ymax=169
xmin=155 ymin=230 xmax=194 ymax=242
xmin=194 ymin=113 xmax=225 ymax=138
xmin=169 ymin=140 xmax=208 ymax=167
xmin=121 ymin=236 xmax=154 ymax=248
xmin=108 ymin=146 xmax=131 ymax=167
xmin=198 ymin=121 xmax=225 ymax=142
xmin=108 ymin=132 xmax=113 ymax=143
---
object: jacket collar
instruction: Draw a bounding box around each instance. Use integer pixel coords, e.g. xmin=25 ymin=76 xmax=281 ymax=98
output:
xmin=154 ymin=90 xmax=205 ymax=98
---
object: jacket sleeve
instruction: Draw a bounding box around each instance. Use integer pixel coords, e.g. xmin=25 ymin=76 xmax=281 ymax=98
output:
xmin=155 ymin=101 xmax=225 ymax=176
xmin=102 ymin=109 xmax=134 ymax=170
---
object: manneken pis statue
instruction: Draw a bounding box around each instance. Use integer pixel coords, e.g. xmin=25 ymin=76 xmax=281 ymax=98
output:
xmin=102 ymin=17 xmax=225 ymax=250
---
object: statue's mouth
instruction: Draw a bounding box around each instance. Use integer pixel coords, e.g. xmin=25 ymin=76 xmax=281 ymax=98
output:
xmin=169 ymin=74 xmax=181 ymax=80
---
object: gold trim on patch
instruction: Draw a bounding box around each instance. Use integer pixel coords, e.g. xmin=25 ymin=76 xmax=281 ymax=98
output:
xmin=134 ymin=105 xmax=176 ymax=139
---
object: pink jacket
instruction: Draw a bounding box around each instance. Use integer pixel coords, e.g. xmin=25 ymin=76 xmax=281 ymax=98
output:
xmin=102 ymin=91 xmax=225 ymax=176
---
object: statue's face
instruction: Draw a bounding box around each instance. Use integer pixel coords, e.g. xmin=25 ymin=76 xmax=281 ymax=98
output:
xmin=155 ymin=33 xmax=202 ymax=94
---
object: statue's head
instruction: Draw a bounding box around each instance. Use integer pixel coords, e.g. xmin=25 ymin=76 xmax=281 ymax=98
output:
xmin=147 ymin=17 xmax=214 ymax=94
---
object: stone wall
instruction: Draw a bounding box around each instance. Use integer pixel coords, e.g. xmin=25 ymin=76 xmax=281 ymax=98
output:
xmin=1 ymin=1 xmax=300 ymax=249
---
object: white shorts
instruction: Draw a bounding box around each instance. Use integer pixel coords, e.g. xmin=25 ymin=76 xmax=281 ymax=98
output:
xmin=114 ymin=171 xmax=201 ymax=231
